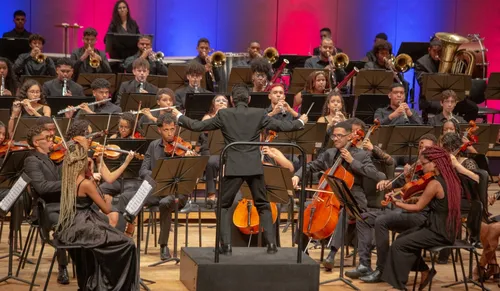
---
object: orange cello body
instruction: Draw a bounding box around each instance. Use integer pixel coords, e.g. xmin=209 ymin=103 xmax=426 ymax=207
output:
xmin=233 ymin=199 xmax=279 ymax=235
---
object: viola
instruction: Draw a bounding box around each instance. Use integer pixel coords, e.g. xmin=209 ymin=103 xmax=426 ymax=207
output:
xmin=233 ymin=199 xmax=279 ymax=235
xmin=362 ymin=119 xmax=380 ymax=145
xmin=0 ymin=140 xmax=31 ymax=156
xmin=165 ymin=136 xmax=196 ymax=157
xmin=50 ymin=131 xmax=106 ymax=163
xmin=302 ymin=128 xmax=364 ymax=240
xmin=91 ymin=142 xmax=144 ymax=160
xmin=381 ymin=172 xmax=435 ymax=206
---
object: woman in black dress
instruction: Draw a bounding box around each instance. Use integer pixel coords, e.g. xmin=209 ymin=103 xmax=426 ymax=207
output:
xmin=55 ymin=134 xmax=138 ymax=290
xmin=107 ymin=0 xmax=140 ymax=34
xmin=381 ymin=146 xmax=462 ymax=290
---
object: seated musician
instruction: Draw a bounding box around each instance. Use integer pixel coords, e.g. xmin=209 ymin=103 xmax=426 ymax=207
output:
xmin=106 ymin=0 xmax=140 ymax=35
xmin=374 ymin=83 xmax=422 ymax=125
xmin=428 ymin=90 xmax=466 ymax=126
xmin=193 ymin=37 xmax=224 ymax=92
xmin=138 ymin=88 xmax=175 ymax=131
xmin=0 ymin=57 xmax=19 ymax=96
xmin=348 ymin=118 xmax=394 ymax=167
xmin=23 ymin=125 xmax=70 ymax=285
xmin=139 ymin=113 xmax=196 ymax=260
xmin=291 ymin=121 xmax=386 ymax=271
xmin=115 ymin=58 xmax=159 ymax=106
xmin=42 ymin=58 xmax=85 ymax=97
xmin=364 ymin=39 xmax=392 ymax=70
xmin=174 ymin=60 xmax=211 ymax=111
xmin=65 ymin=78 xmax=122 ymax=118
xmin=304 ymin=37 xmax=346 ymax=87
xmin=0 ymin=122 xmax=8 ymax=200
xmin=266 ymin=83 xmax=298 ymax=121
xmin=441 ymin=119 xmax=478 ymax=154
xmin=293 ymin=70 xmax=330 ymax=112
xmin=13 ymin=34 xmax=56 ymax=77
xmin=110 ymin=112 xmax=142 ymax=139
xmin=70 ymin=27 xmax=112 ymax=75
xmin=233 ymin=41 xmax=262 ymax=67
xmin=317 ymin=89 xmax=347 ymax=132
xmin=122 ymin=35 xmax=167 ymax=75
xmin=312 ymin=28 xmax=343 ymax=56
xmin=363 ymin=33 xmax=388 ymax=63
xmin=2 ymin=10 xmax=32 ymax=38
xmin=249 ymin=57 xmax=272 ymax=93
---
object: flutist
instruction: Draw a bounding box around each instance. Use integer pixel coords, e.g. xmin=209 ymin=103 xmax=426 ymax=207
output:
xmin=374 ymin=83 xmax=422 ymax=125
xmin=42 ymin=58 xmax=85 ymax=97
xmin=64 ymin=78 xmax=121 ymax=118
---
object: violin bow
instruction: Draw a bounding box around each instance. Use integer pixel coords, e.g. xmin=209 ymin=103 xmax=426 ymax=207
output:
xmin=171 ymin=125 xmax=182 ymax=158
xmin=131 ymin=101 xmax=142 ymax=139
xmin=52 ymin=116 xmax=69 ymax=150
xmin=0 ymin=115 xmax=23 ymax=168
xmin=97 ymin=113 xmax=112 ymax=174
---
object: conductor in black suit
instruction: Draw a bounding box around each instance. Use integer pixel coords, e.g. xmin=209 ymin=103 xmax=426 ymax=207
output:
xmin=170 ymin=84 xmax=308 ymax=254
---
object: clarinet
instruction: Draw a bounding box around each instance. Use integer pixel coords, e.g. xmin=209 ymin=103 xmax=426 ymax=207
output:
xmin=139 ymin=82 xmax=144 ymax=92
xmin=62 ymin=78 xmax=68 ymax=96
xmin=0 ymin=75 xmax=4 ymax=96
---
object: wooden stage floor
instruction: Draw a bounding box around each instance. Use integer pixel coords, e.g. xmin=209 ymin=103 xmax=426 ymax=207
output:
xmin=1 ymin=187 xmax=500 ymax=291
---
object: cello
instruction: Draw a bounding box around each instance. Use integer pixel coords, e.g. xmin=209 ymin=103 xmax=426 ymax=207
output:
xmin=303 ymin=129 xmax=364 ymax=240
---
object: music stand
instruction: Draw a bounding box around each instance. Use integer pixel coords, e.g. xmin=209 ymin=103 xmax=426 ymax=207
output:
xmin=228 ymin=67 xmax=252 ymax=90
xmin=84 ymin=114 xmax=120 ymax=143
xmin=11 ymin=117 xmax=66 ymax=141
xmin=148 ymin=156 xmax=209 ymax=267
xmin=422 ymin=74 xmax=472 ymax=102
xmin=19 ymin=75 xmax=53 ymax=87
xmin=76 ymin=73 xmax=117 ymax=96
xmin=321 ymin=176 xmax=365 ymax=290
xmin=116 ymin=73 xmax=168 ymax=90
xmin=207 ymin=130 xmax=225 ymax=156
xmin=184 ymin=93 xmax=216 ymax=120
xmin=299 ymin=94 xmax=326 ymax=121
xmin=368 ymin=126 xmax=394 ymax=149
xmin=272 ymin=123 xmax=327 ymax=155
xmin=105 ymin=33 xmax=153 ymax=60
xmin=289 ymin=68 xmax=329 ymax=94
xmin=247 ymin=92 xmax=294 ymax=110
xmin=120 ymin=93 xmax=157 ymax=112
xmin=166 ymin=64 xmax=206 ymax=91
xmin=0 ymin=38 xmax=30 ymax=63
xmin=487 ymin=124 xmax=500 ymax=149
xmin=354 ymin=94 xmax=390 ymax=124
xmin=383 ymin=126 xmax=435 ymax=161
xmin=0 ymin=97 xmax=15 ymax=109
xmin=48 ymin=96 xmax=94 ymax=115
xmin=396 ymin=42 xmax=429 ymax=64
xmin=0 ymin=109 xmax=9 ymax=128
xmin=354 ymin=70 xmax=393 ymax=97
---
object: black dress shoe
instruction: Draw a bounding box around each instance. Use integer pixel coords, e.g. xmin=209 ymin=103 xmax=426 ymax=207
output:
xmin=160 ymin=245 xmax=171 ymax=260
xmin=57 ymin=266 xmax=70 ymax=285
xmin=418 ymin=268 xmax=436 ymax=291
xmin=323 ymin=250 xmax=336 ymax=271
xmin=359 ymin=269 xmax=382 ymax=283
xmin=220 ymin=244 xmax=232 ymax=255
xmin=345 ymin=264 xmax=373 ymax=279
xmin=267 ymin=243 xmax=278 ymax=254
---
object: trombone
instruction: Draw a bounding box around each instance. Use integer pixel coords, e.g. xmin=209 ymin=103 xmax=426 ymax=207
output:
xmin=205 ymin=50 xmax=226 ymax=90
xmin=383 ymin=54 xmax=413 ymax=84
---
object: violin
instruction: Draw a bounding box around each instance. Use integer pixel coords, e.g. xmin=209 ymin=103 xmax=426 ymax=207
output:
xmin=303 ymin=128 xmax=364 ymax=240
xmin=91 ymin=142 xmax=144 ymax=160
xmin=50 ymin=131 xmax=106 ymax=163
xmin=0 ymin=140 xmax=31 ymax=156
xmin=453 ymin=120 xmax=478 ymax=155
xmin=381 ymin=172 xmax=435 ymax=206
xmin=260 ymin=130 xmax=277 ymax=164
xmin=165 ymin=136 xmax=197 ymax=157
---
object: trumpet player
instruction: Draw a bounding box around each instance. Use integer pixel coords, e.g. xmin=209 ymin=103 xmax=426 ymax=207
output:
xmin=312 ymin=28 xmax=343 ymax=56
xmin=266 ymin=83 xmax=298 ymax=121
xmin=233 ymin=41 xmax=262 ymax=67
xmin=374 ymin=83 xmax=422 ymax=125
xmin=304 ymin=38 xmax=346 ymax=88
xmin=43 ymin=58 xmax=84 ymax=97
xmin=194 ymin=37 xmax=224 ymax=92
xmin=123 ymin=35 xmax=167 ymax=75
xmin=71 ymin=27 xmax=111 ymax=75
xmin=116 ymin=58 xmax=158 ymax=106
xmin=13 ymin=34 xmax=55 ymax=77
xmin=64 ymin=78 xmax=121 ymax=119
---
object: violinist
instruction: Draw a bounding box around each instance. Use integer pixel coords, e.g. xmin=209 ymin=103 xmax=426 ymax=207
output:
xmin=115 ymin=58 xmax=159 ymax=106
xmin=440 ymin=132 xmax=479 ymax=171
xmin=441 ymin=119 xmax=478 ymax=154
xmin=291 ymin=121 xmax=386 ymax=270
xmin=110 ymin=112 xmax=143 ymax=139
xmin=0 ymin=57 xmax=19 ymax=96
xmin=348 ymin=118 xmax=394 ymax=167
xmin=293 ymin=70 xmax=330 ymax=112
xmin=249 ymin=57 xmax=272 ymax=93
xmin=266 ymin=83 xmax=298 ymax=121
xmin=64 ymin=78 xmax=121 ymax=118
xmin=137 ymin=88 xmax=175 ymax=130
xmin=428 ymin=90 xmax=466 ymax=126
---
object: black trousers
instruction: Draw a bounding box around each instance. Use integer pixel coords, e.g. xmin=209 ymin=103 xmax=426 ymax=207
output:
xmin=145 ymin=194 xmax=188 ymax=246
xmin=45 ymin=203 xmax=68 ymax=267
xmin=205 ymin=155 xmax=220 ymax=194
xmin=220 ymin=175 xmax=275 ymax=245
xmin=356 ymin=208 xmax=387 ymax=267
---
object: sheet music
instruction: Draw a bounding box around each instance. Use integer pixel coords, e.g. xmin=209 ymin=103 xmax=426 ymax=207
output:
xmin=0 ymin=175 xmax=29 ymax=213
xmin=125 ymin=179 xmax=153 ymax=217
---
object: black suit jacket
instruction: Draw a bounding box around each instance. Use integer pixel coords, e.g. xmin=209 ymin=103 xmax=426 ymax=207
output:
xmin=178 ymin=102 xmax=304 ymax=176
xmin=415 ymin=54 xmax=439 ymax=86
xmin=23 ymin=151 xmax=61 ymax=204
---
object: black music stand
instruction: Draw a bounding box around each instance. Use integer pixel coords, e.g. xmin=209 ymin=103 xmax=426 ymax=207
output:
xmin=354 ymin=70 xmax=393 ymax=97
xmin=0 ymin=38 xmax=30 ymax=63
xmin=166 ymin=64 xmax=207 ymax=92
xmin=487 ymin=124 xmax=500 ymax=149
xmin=248 ymin=92 xmax=294 ymax=110
xmin=0 ymin=97 xmax=15 ymax=109
xmin=272 ymin=123 xmax=327 ymax=155
xmin=184 ymin=93 xmax=216 ymax=120
xmin=207 ymin=130 xmax=225 ymax=156
xmin=19 ymin=75 xmax=53 ymax=87
xmin=354 ymin=94 xmax=390 ymax=124
xmin=367 ymin=125 xmax=394 ymax=149
xmin=11 ymin=117 xmax=66 ymax=141
xmin=84 ymin=114 xmax=120 ymax=143
xmin=48 ymin=96 xmax=94 ymax=115
xmin=120 ymin=93 xmax=157 ymax=112
xmin=105 ymin=33 xmax=153 ymax=60
xmin=116 ymin=73 xmax=168 ymax=89
xmin=422 ymin=74 xmax=472 ymax=102
xmin=383 ymin=126 xmax=435 ymax=161
xmin=228 ymin=67 xmax=253 ymax=89
xmin=0 ymin=109 xmax=9 ymax=128
xmin=76 ymin=73 xmax=117 ymax=96
xmin=143 ymin=124 xmax=201 ymax=142
xmin=148 ymin=156 xmax=209 ymax=267
xmin=289 ymin=68 xmax=329 ymax=94
xmin=300 ymin=94 xmax=326 ymax=121
xmin=320 ymin=176 xmax=365 ymax=290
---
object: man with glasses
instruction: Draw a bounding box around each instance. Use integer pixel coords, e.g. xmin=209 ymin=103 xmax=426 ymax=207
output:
xmin=115 ymin=58 xmax=158 ymax=106
xmin=24 ymin=124 xmax=70 ymax=285
xmin=174 ymin=60 xmax=211 ymax=111
xmin=42 ymin=58 xmax=85 ymax=97
xmin=291 ymin=121 xmax=386 ymax=271
xmin=64 ymin=78 xmax=121 ymax=118
xmin=122 ymin=35 xmax=167 ymax=75
xmin=249 ymin=57 xmax=272 ymax=92
xmin=71 ymin=27 xmax=112 ymax=76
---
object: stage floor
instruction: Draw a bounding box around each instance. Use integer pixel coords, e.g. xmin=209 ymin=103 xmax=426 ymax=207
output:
xmin=1 ymin=185 xmax=500 ymax=291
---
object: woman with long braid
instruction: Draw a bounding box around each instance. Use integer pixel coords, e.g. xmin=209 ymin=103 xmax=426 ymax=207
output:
xmin=55 ymin=131 xmax=138 ymax=290
xmin=382 ymin=146 xmax=462 ymax=291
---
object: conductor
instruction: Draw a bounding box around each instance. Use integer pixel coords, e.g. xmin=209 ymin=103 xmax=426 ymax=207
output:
xmin=170 ymin=84 xmax=308 ymax=255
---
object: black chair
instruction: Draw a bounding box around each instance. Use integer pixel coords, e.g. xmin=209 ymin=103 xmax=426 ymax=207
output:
xmin=412 ymin=200 xmax=486 ymax=291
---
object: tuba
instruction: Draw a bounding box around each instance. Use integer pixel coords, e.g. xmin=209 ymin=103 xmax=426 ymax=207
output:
xmin=435 ymin=32 xmax=475 ymax=76
xmin=263 ymin=47 xmax=279 ymax=64
xmin=210 ymin=51 xmax=226 ymax=67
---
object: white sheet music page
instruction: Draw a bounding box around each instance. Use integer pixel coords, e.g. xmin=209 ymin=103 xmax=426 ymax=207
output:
xmin=125 ymin=179 xmax=153 ymax=216
xmin=0 ymin=175 xmax=29 ymax=213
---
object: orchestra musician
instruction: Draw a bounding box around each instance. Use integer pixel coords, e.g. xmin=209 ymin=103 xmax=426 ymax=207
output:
xmin=0 ymin=122 xmax=8 ymax=200
xmin=317 ymin=90 xmax=347 ymax=132
xmin=110 ymin=112 xmax=142 ymax=139
xmin=304 ymin=37 xmax=346 ymax=87
xmin=441 ymin=119 xmax=478 ymax=154
xmin=428 ymin=90 xmax=466 ymax=126
xmin=364 ymin=33 xmax=388 ymax=63
xmin=293 ymin=70 xmax=330 ymax=112
xmin=291 ymin=121 xmax=386 ymax=270
xmin=70 ymin=27 xmax=112 ymax=75
xmin=266 ymin=83 xmax=298 ymax=121
xmin=65 ymin=78 xmax=122 ymax=118
xmin=374 ymin=83 xmax=422 ymax=125
xmin=138 ymin=88 xmax=175 ymax=131
xmin=174 ymin=60 xmax=211 ymax=111
xmin=312 ymin=28 xmax=343 ymax=56
xmin=122 ymin=35 xmax=168 ymax=75
xmin=2 ymin=10 xmax=32 ymax=38
xmin=249 ymin=57 xmax=272 ymax=93
xmin=42 ymin=58 xmax=85 ymax=97
xmin=115 ymin=58 xmax=159 ymax=106
xmin=349 ymin=118 xmax=394 ymax=167
xmin=170 ymin=84 xmax=308 ymax=255
xmin=233 ymin=41 xmax=262 ymax=67
xmin=13 ymin=34 xmax=56 ymax=77
xmin=106 ymin=0 xmax=140 ymax=35
xmin=139 ymin=113 xmax=196 ymax=261
xmin=0 ymin=57 xmax=19 ymax=96
xmin=193 ymin=37 xmax=224 ymax=92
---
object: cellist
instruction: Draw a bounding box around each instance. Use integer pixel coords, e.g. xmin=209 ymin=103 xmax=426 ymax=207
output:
xmin=291 ymin=121 xmax=386 ymax=271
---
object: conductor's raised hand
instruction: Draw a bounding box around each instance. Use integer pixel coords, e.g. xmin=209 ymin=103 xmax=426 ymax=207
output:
xmin=299 ymin=114 xmax=308 ymax=124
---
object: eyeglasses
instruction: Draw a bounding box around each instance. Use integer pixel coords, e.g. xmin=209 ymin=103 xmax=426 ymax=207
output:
xmin=215 ymin=98 xmax=227 ymax=103
xmin=331 ymin=134 xmax=348 ymax=140
xmin=35 ymin=135 xmax=54 ymax=142
xmin=28 ymin=90 xmax=41 ymax=94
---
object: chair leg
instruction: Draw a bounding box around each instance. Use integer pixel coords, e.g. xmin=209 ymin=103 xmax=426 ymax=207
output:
xmin=18 ymin=226 xmax=23 ymax=250
xmin=29 ymin=242 xmax=45 ymax=291
xmin=31 ymin=229 xmax=39 ymax=257
xmin=428 ymin=252 xmax=437 ymax=291
xmin=450 ymin=249 xmax=458 ymax=282
xmin=185 ymin=212 xmax=189 ymax=247
xmin=44 ymin=250 xmax=57 ymax=291
xmin=153 ymin=212 xmax=157 ymax=248
xmin=145 ymin=211 xmax=152 ymax=254
xmin=198 ymin=205 xmax=202 ymax=247
xmin=16 ymin=225 xmax=34 ymax=276
xmin=457 ymin=250 xmax=469 ymax=291
xmin=472 ymin=250 xmax=486 ymax=291
xmin=412 ymin=249 xmax=422 ymax=291
xmin=0 ymin=218 xmax=3 ymax=243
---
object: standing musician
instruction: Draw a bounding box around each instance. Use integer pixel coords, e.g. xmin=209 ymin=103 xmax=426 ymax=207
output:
xmin=312 ymin=28 xmax=344 ymax=56
xmin=174 ymin=60 xmax=211 ymax=111
xmin=249 ymin=57 xmax=272 ymax=92
xmin=374 ymin=83 xmax=422 ymax=125
xmin=0 ymin=57 xmax=19 ymax=96
xmin=115 ymin=58 xmax=159 ymax=106
xmin=291 ymin=121 xmax=386 ymax=270
xmin=2 ymin=10 xmax=32 ymax=38
xmin=64 ymin=78 xmax=122 ymax=118
xmin=170 ymin=84 xmax=308 ymax=255
xmin=42 ymin=58 xmax=85 ymax=97
xmin=266 ymin=83 xmax=298 ymax=121
xmin=106 ymin=0 xmax=140 ymax=35
xmin=304 ymin=37 xmax=346 ymax=88
xmin=293 ymin=70 xmax=330 ymax=112
xmin=364 ymin=33 xmax=388 ymax=63
xmin=13 ymin=34 xmax=56 ymax=77
xmin=233 ymin=41 xmax=262 ymax=67
xmin=137 ymin=88 xmax=175 ymax=131
xmin=193 ymin=37 xmax=224 ymax=92
xmin=428 ymin=90 xmax=466 ymax=126
xmin=139 ymin=113 xmax=197 ymax=261
xmin=122 ymin=35 xmax=168 ymax=75
xmin=70 ymin=27 xmax=112 ymax=75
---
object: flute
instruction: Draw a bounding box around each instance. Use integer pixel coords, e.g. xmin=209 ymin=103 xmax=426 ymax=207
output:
xmin=13 ymin=98 xmax=41 ymax=106
xmin=57 ymin=98 xmax=111 ymax=114
xmin=126 ymin=106 xmax=177 ymax=115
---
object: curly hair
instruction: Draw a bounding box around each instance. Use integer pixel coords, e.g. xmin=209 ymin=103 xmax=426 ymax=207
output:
xmin=373 ymin=40 xmax=392 ymax=55
xmin=117 ymin=112 xmax=142 ymax=138
xmin=442 ymin=119 xmax=460 ymax=135
xmin=250 ymin=58 xmax=272 ymax=81
xmin=66 ymin=119 xmax=90 ymax=140
xmin=440 ymin=132 xmax=462 ymax=154
xmin=26 ymin=124 xmax=45 ymax=147
xmin=185 ymin=60 xmax=205 ymax=76
xmin=321 ymin=89 xmax=346 ymax=117
xmin=0 ymin=57 xmax=19 ymax=94
xmin=17 ymin=79 xmax=47 ymax=105
xmin=305 ymin=70 xmax=330 ymax=93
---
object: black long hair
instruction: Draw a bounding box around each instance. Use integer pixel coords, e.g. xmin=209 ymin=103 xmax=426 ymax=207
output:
xmin=0 ymin=57 xmax=19 ymax=94
xmin=111 ymin=1 xmax=133 ymax=28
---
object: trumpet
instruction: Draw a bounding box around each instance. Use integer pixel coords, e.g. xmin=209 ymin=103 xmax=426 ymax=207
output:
xmin=149 ymin=51 xmax=164 ymax=62
xmin=35 ymin=53 xmax=46 ymax=63
xmin=85 ymin=45 xmax=100 ymax=68
xmin=57 ymin=98 xmax=111 ymax=114
xmin=126 ymin=106 xmax=177 ymax=115
xmin=205 ymin=50 xmax=226 ymax=91
xmin=263 ymin=47 xmax=279 ymax=64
